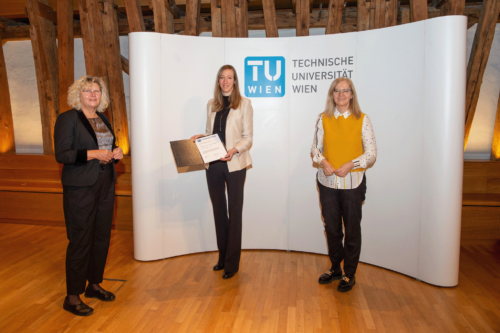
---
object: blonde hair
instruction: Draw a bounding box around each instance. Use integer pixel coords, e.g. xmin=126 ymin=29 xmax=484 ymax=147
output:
xmin=211 ymin=65 xmax=242 ymax=112
xmin=67 ymin=75 xmax=110 ymax=112
xmin=323 ymin=77 xmax=362 ymax=119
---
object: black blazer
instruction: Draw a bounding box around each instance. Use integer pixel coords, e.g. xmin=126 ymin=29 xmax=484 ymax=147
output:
xmin=54 ymin=109 xmax=118 ymax=186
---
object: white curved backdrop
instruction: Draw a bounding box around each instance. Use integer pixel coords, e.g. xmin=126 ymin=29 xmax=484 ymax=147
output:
xmin=129 ymin=16 xmax=466 ymax=287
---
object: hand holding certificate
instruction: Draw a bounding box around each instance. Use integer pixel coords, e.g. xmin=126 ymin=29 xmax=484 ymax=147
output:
xmin=195 ymin=134 xmax=228 ymax=163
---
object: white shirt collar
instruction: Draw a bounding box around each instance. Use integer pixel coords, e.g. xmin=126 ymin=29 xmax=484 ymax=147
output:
xmin=334 ymin=108 xmax=351 ymax=119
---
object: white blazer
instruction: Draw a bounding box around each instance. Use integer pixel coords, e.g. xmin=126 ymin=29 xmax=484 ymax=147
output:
xmin=205 ymin=96 xmax=253 ymax=172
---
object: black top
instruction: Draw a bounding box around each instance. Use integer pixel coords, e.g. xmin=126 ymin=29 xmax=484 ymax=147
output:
xmin=213 ymin=96 xmax=231 ymax=146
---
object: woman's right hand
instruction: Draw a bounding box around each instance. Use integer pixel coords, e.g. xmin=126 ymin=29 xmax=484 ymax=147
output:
xmin=191 ymin=134 xmax=205 ymax=142
xmin=88 ymin=149 xmax=114 ymax=163
xmin=321 ymin=159 xmax=336 ymax=177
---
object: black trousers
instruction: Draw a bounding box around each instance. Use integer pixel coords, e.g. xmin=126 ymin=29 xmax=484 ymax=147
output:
xmin=206 ymin=161 xmax=246 ymax=274
xmin=318 ymin=175 xmax=366 ymax=276
xmin=63 ymin=164 xmax=115 ymax=295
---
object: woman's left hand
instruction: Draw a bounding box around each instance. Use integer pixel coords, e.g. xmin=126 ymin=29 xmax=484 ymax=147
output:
xmin=113 ymin=147 xmax=124 ymax=160
xmin=221 ymin=148 xmax=238 ymax=161
xmin=334 ymin=161 xmax=354 ymax=178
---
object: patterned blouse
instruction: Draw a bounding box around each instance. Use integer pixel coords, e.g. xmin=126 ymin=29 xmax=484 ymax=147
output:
xmin=311 ymin=109 xmax=377 ymax=189
xmin=88 ymin=117 xmax=113 ymax=164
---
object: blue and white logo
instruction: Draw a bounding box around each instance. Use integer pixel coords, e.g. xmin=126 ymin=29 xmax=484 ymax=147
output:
xmin=245 ymin=56 xmax=285 ymax=98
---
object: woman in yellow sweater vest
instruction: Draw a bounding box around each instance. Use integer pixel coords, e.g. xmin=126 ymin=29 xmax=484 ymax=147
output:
xmin=311 ymin=78 xmax=377 ymax=292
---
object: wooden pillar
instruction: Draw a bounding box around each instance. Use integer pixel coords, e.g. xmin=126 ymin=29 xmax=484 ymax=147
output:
xmin=385 ymin=0 xmax=398 ymax=27
xmin=57 ymin=0 xmax=74 ymax=113
xmin=221 ymin=0 xmax=237 ymax=37
xmin=123 ymin=0 xmax=146 ymax=32
xmin=101 ymin=0 xmax=130 ymax=154
xmin=78 ymin=0 xmax=130 ymax=154
xmin=491 ymin=91 xmax=500 ymax=160
xmin=151 ymin=0 xmax=169 ymax=33
xmin=296 ymin=0 xmax=310 ymax=36
xmin=410 ymin=0 xmax=428 ymax=22
xmin=325 ymin=0 xmax=344 ymax=34
xmin=262 ymin=0 xmax=278 ymax=37
xmin=165 ymin=0 xmax=176 ymax=34
xmin=357 ymin=0 xmax=371 ymax=31
xmin=440 ymin=0 xmax=465 ymax=16
xmin=210 ymin=0 xmax=223 ymax=37
xmin=465 ymin=0 xmax=500 ymax=149
xmin=26 ymin=0 xmax=59 ymax=155
xmin=185 ymin=0 xmax=201 ymax=35
xmin=235 ymin=0 xmax=248 ymax=37
xmin=0 ymin=32 xmax=15 ymax=153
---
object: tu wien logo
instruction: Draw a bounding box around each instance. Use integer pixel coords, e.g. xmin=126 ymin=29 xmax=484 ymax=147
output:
xmin=244 ymin=57 xmax=286 ymax=98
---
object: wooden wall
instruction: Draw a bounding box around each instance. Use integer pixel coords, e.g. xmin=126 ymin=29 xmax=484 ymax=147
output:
xmin=1 ymin=155 xmax=499 ymax=240
xmin=462 ymin=161 xmax=500 ymax=240
xmin=0 ymin=155 xmax=133 ymax=230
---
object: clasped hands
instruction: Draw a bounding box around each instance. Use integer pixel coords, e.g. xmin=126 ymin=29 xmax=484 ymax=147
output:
xmin=88 ymin=147 xmax=124 ymax=163
xmin=190 ymin=135 xmax=238 ymax=162
xmin=320 ymin=159 xmax=354 ymax=178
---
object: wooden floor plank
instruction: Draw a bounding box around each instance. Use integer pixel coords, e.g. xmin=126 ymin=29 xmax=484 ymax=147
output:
xmin=0 ymin=223 xmax=499 ymax=333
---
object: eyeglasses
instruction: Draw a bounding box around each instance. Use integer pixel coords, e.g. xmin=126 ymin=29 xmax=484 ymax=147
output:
xmin=82 ymin=89 xmax=101 ymax=95
xmin=333 ymin=89 xmax=351 ymax=95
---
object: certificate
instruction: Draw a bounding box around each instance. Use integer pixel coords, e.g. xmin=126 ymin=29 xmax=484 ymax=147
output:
xmin=195 ymin=134 xmax=227 ymax=163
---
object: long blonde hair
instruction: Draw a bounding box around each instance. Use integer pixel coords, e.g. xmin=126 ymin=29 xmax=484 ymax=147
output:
xmin=323 ymin=77 xmax=362 ymax=119
xmin=211 ymin=65 xmax=242 ymax=112
xmin=67 ymin=75 xmax=110 ymax=112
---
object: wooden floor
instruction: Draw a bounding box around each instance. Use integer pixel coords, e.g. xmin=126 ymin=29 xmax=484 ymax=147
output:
xmin=0 ymin=224 xmax=499 ymax=333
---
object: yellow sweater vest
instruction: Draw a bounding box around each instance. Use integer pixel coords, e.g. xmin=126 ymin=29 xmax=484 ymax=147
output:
xmin=322 ymin=112 xmax=365 ymax=171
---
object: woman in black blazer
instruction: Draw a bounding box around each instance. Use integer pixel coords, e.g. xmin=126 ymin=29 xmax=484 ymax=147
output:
xmin=54 ymin=75 xmax=124 ymax=316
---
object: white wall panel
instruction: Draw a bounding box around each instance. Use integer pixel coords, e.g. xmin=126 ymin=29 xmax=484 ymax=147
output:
xmin=130 ymin=17 xmax=465 ymax=286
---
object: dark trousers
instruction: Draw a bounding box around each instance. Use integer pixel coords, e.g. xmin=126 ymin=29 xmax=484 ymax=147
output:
xmin=63 ymin=164 xmax=115 ymax=295
xmin=206 ymin=161 xmax=246 ymax=274
xmin=318 ymin=176 xmax=366 ymax=276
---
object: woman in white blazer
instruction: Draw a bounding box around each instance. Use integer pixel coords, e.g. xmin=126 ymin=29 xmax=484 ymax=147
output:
xmin=191 ymin=65 xmax=253 ymax=279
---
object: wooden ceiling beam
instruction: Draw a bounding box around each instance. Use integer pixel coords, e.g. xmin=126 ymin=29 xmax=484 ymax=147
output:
xmin=57 ymin=0 xmax=74 ymax=113
xmin=184 ymin=0 xmax=201 ymax=35
xmin=123 ymin=0 xmax=146 ymax=32
xmin=1 ymin=5 xmax=492 ymax=42
xmin=121 ymin=55 xmax=129 ymax=74
xmin=26 ymin=0 xmax=59 ymax=155
xmin=491 ymin=90 xmax=500 ymax=160
xmin=0 ymin=33 xmax=15 ymax=153
xmin=325 ymin=0 xmax=344 ymax=34
xmin=464 ymin=0 xmax=500 ymax=150
xmin=262 ymin=0 xmax=279 ymax=37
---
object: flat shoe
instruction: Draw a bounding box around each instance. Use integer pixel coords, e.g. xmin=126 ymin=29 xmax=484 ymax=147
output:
xmin=213 ymin=264 xmax=224 ymax=271
xmin=337 ymin=275 xmax=356 ymax=292
xmin=222 ymin=271 xmax=237 ymax=279
xmin=84 ymin=288 xmax=116 ymax=302
xmin=318 ymin=269 xmax=343 ymax=285
xmin=63 ymin=299 xmax=94 ymax=316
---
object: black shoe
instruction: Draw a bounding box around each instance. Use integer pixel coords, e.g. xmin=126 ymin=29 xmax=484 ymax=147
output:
xmin=213 ymin=264 xmax=225 ymax=271
xmin=84 ymin=288 xmax=116 ymax=302
xmin=63 ymin=297 xmax=94 ymax=316
xmin=222 ymin=271 xmax=237 ymax=279
xmin=318 ymin=269 xmax=343 ymax=285
xmin=337 ymin=275 xmax=356 ymax=292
